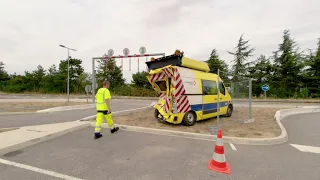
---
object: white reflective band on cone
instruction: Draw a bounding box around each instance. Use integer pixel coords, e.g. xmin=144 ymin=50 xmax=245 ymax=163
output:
xmin=216 ymin=138 xmax=223 ymax=146
xmin=213 ymin=153 xmax=226 ymax=163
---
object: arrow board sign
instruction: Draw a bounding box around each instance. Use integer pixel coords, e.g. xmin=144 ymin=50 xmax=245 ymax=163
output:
xmin=262 ymin=84 xmax=270 ymax=92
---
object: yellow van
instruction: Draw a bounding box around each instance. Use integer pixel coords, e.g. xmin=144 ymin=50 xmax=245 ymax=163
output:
xmin=145 ymin=50 xmax=233 ymax=126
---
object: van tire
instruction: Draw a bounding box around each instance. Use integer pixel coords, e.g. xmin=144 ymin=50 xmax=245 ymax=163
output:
xmin=154 ymin=109 xmax=165 ymax=123
xmin=225 ymin=105 xmax=233 ymax=117
xmin=182 ymin=111 xmax=197 ymax=126
xmin=154 ymin=109 xmax=159 ymax=119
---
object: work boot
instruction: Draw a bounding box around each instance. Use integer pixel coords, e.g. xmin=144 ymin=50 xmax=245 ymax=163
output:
xmin=110 ymin=127 xmax=119 ymax=134
xmin=94 ymin=132 xmax=103 ymax=139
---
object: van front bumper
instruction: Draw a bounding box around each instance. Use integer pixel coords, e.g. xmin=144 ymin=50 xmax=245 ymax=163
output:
xmin=155 ymin=108 xmax=184 ymax=124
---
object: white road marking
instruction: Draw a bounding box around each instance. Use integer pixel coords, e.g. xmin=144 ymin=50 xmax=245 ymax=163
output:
xmin=0 ymin=158 xmax=83 ymax=180
xmin=229 ymin=143 xmax=237 ymax=151
xmin=81 ymin=102 xmax=156 ymax=120
xmin=290 ymin=144 xmax=320 ymax=154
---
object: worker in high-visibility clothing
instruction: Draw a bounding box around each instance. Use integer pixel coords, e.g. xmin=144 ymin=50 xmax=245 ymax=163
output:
xmin=94 ymin=80 xmax=119 ymax=139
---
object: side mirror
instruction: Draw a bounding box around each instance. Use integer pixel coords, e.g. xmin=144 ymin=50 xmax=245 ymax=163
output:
xmin=226 ymin=87 xmax=231 ymax=93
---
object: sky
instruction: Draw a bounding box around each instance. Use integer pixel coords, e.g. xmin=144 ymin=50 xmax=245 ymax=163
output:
xmin=1 ymin=0 xmax=319 ymax=83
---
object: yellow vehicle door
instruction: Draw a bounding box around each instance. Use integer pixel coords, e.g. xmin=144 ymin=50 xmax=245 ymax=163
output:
xmin=217 ymin=81 xmax=229 ymax=115
xmin=147 ymin=65 xmax=174 ymax=118
xmin=201 ymin=79 xmax=219 ymax=119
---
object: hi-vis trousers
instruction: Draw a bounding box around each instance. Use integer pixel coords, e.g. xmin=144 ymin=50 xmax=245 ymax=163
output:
xmin=95 ymin=110 xmax=114 ymax=133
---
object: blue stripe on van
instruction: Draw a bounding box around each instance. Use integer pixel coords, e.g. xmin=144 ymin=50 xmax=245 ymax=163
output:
xmin=190 ymin=102 xmax=229 ymax=112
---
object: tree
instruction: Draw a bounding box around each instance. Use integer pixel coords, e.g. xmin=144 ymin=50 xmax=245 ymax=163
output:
xmin=305 ymin=38 xmax=320 ymax=97
xmin=48 ymin=64 xmax=58 ymax=75
xmin=228 ymin=34 xmax=255 ymax=81
xmin=274 ymin=29 xmax=304 ymax=97
xmin=96 ymin=57 xmax=125 ymax=90
xmin=5 ymin=74 xmax=26 ymax=93
xmin=95 ymin=58 xmax=108 ymax=87
xmin=32 ymin=65 xmax=46 ymax=92
xmin=41 ymin=64 xmax=62 ymax=93
xmin=58 ymin=58 xmax=85 ymax=93
xmin=0 ymin=61 xmax=9 ymax=82
xmin=247 ymin=55 xmax=273 ymax=97
xmin=77 ymin=72 xmax=91 ymax=93
xmin=0 ymin=61 xmax=5 ymax=76
xmin=131 ymin=71 xmax=152 ymax=89
xmin=0 ymin=61 xmax=9 ymax=91
xmin=206 ymin=49 xmax=229 ymax=81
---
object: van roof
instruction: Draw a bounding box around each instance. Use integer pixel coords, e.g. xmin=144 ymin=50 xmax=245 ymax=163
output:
xmin=146 ymin=52 xmax=210 ymax=72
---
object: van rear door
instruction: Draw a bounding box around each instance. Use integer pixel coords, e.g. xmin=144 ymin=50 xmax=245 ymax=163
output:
xmin=147 ymin=66 xmax=174 ymax=117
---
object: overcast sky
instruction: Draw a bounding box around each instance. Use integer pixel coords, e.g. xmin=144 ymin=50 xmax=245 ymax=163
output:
xmin=1 ymin=0 xmax=319 ymax=82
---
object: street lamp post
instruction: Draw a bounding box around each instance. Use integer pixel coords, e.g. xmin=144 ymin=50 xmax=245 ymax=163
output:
xmin=59 ymin=44 xmax=77 ymax=103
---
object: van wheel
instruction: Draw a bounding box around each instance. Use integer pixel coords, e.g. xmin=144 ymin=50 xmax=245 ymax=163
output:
xmin=225 ymin=105 xmax=233 ymax=117
xmin=154 ymin=109 xmax=159 ymax=119
xmin=154 ymin=109 xmax=165 ymax=123
xmin=182 ymin=111 xmax=196 ymax=126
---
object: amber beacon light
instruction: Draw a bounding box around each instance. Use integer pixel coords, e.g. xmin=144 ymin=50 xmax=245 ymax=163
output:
xmin=175 ymin=49 xmax=181 ymax=55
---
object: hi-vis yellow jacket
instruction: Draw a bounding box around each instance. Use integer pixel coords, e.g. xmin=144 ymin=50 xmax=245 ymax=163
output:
xmin=95 ymin=87 xmax=111 ymax=111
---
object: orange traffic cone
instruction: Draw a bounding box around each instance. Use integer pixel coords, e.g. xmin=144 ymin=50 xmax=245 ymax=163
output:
xmin=208 ymin=129 xmax=231 ymax=174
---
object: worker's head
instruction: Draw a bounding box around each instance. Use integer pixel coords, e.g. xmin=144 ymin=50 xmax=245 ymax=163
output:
xmin=103 ymin=80 xmax=110 ymax=88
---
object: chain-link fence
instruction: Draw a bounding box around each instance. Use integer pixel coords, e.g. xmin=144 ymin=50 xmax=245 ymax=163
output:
xmin=225 ymin=79 xmax=250 ymax=99
xmin=208 ymin=70 xmax=254 ymax=135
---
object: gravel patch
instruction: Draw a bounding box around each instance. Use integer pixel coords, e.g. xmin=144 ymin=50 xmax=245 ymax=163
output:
xmin=108 ymin=107 xmax=284 ymax=138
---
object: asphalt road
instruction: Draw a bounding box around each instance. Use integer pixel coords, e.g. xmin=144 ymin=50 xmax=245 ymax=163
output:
xmin=1 ymin=112 xmax=320 ymax=180
xmin=1 ymin=164 xmax=61 ymax=180
xmin=0 ymin=99 xmax=153 ymax=128
xmin=282 ymin=112 xmax=320 ymax=147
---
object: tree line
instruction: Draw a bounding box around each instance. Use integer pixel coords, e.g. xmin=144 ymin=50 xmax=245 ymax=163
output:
xmin=206 ymin=30 xmax=320 ymax=98
xmin=0 ymin=29 xmax=319 ymax=98
xmin=0 ymin=56 xmax=156 ymax=97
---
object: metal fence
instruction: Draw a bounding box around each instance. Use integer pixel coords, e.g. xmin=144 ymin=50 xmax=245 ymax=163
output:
xmin=208 ymin=70 xmax=254 ymax=135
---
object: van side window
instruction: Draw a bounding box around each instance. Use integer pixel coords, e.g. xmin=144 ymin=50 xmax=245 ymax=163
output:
xmin=219 ymin=82 xmax=226 ymax=95
xmin=202 ymin=80 xmax=217 ymax=95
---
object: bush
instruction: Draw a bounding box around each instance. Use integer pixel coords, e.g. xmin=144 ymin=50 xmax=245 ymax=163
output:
xmin=3 ymin=84 xmax=26 ymax=93
xmin=131 ymin=71 xmax=153 ymax=89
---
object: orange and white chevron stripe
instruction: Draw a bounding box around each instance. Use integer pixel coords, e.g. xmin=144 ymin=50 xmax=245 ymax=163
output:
xmin=150 ymin=72 xmax=166 ymax=82
xmin=150 ymin=67 xmax=191 ymax=114
xmin=173 ymin=67 xmax=191 ymax=113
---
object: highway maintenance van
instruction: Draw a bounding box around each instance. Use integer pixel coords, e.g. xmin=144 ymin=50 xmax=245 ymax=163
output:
xmin=145 ymin=50 xmax=233 ymax=126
